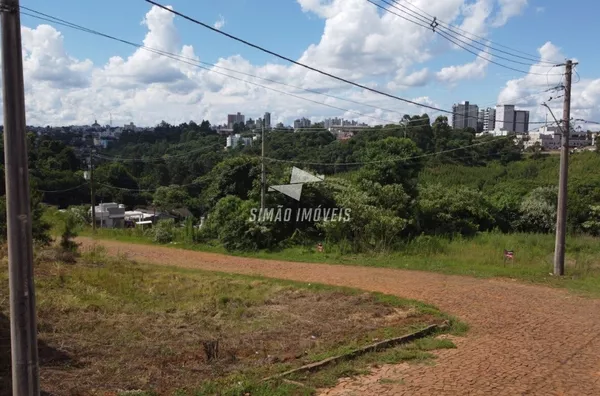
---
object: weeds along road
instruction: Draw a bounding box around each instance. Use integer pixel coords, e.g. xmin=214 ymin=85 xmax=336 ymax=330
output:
xmin=78 ymin=238 xmax=600 ymax=396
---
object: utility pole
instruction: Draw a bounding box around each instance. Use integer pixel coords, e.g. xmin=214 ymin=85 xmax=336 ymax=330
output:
xmin=1 ymin=1 xmax=41 ymax=395
xmin=90 ymin=146 xmax=96 ymax=233
xmin=261 ymin=121 xmax=266 ymax=210
xmin=553 ymin=60 xmax=575 ymax=276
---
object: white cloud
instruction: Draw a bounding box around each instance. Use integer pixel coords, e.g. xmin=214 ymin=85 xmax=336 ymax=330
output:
xmin=493 ymin=0 xmax=528 ymax=27
xmin=214 ymin=15 xmax=225 ymax=30
xmin=535 ymin=6 xmax=545 ymax=13
xmin=3 ymin=1 xmax=593 ymax=129
xmin=498 ymin=42 xmax=600 ymax=129
xmin=458 ymin=0 xmax=494 ymax=39
xmin=436 ymin=52 xmax=490 ymax=84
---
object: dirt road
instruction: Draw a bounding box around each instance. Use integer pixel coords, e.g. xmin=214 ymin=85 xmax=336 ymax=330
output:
xmin=79 ymin=238 xmax=600 ymax=395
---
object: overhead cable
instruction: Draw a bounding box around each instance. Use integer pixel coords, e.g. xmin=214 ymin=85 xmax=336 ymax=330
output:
xmin=368 ymin=0 xmax=563 ymax=75
xmin=387 ymin=0 xmax=561 ymax=65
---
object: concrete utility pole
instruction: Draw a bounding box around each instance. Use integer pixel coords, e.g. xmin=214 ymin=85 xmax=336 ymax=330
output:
xmin=90 ymin=146 xmax=96 ymax=233
xmin=1 ymin=0 xmax=41 ymax=394
xmin=261 ymin=122 xmax=266 ymax=210
xmin=553 ymin=60 xmax=575 ymax=276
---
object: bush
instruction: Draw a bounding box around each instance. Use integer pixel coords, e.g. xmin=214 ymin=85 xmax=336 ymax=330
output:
xmin=153 ymin=219 xmax=175 ymax=244
xmin=417 ymin=183 xmax=495 ymax=236
xmin=516 ymin=186 xmax=557 ymax=233
xmin=60 ymin=212 xmax=80 ymax=253
xmin=201 ymin=196 xmax=276 ymax=251
xmin=582 ymin=205 xmax=600 ymax=236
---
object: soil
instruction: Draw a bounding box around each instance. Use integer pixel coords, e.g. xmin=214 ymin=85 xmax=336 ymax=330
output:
xmin=78 ymin=238 xmax=600 ymax=396
xmin=1 ymin=245 xmax=440 ymax=396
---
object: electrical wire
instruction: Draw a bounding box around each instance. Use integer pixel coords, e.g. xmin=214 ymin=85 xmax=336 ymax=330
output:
xmin=22 ymin=2 xmax=551 ymax=145
xmin=369 ymin=0 xmax=563 ymax=75
xmin=142 ymin=0 xmax=542 ymax=124
xmin=389 ymin=0 xmax=561 ymax=64
xmin=37 ymin=182 xmax=88 ymax=193
xmin=375 ymin=0 xmax=541 ymax=67
xmin=89 ymin=119 xmax=561 ymax=192
xmin=19 ymin=9 xmax=411 ymax=128
xmin=95 ymin=182 xmax=159 ymax=193
xmin=21 ymin=6 xmax=420 ymax=121
xmin=263 ymin=136 xmax=509 ymax=166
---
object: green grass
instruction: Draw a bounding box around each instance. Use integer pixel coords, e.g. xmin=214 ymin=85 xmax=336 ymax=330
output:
xmin=1 ymin=246 xmax=461 ymax=395
xmin=82 ymin=228 xmax=600 ymax=297
xmin=288 ymin=337 xmax=456 ymax=389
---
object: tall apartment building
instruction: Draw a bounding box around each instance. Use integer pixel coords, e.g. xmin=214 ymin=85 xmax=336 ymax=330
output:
xmin=495 ymin=105 xmax=529 ymax=133
xmin=227 ymin=112 xmax=245 ymax=129
xmin=263 ymin=112 xmax=271 ymax=129
xmin=482 ymin=107 xmax=496 ymax=132
xmin=293 ymin=117 xmax=311 ymax=129
xmin=452 ymin=101 xmax=479 ymax=130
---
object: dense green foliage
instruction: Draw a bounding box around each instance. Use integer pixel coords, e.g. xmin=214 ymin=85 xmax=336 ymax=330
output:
xmin=1 ymin=114 xmax=598 ymax=252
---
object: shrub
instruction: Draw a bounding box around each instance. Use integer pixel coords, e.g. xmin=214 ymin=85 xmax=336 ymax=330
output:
xmin=60 ymin=211 xmax=80 ymax=253
xmin=582 ymin=205 xmax=600 ymax=236
xmin=417 ymin=183 xmax=495 ymax=236
xmin=516 ymin=186 xmax=557 ymax=233
xmin=153 ymin=219 xmax=175 ymax=244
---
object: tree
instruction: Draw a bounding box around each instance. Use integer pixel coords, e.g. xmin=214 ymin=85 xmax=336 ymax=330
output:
xmin=516 ymin=186 xmax=558 ymax=233
xmin=60 ymin=211 xmax=80 ymax=252
xmin=153 ymin=185 xmax=191 ymax=212
xmin=198 ymin=156 xmax=261 ymax=211
xmin=317 ymin=179 xmax=411 ymax=252
xmin=417 ymin=183 xmax=495 ymax=236
xmin=0 ymin=188 xmax=52 ymax=246
xmin=358 ymin=137 xmax=423 ymax=193
xmin=202 ymin=196 xmax=274 ymax=251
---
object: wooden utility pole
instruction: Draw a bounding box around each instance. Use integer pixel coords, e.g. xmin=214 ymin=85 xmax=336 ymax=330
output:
xmin=260 ymin=123 xmax=265 ymax=209
xmin=1 ymin=1 xmax=41 ymax=394
xmin=553 ymin=60 xmax=575 ymax=276
xmin=90 ymin=146 xmax=96 ymax=233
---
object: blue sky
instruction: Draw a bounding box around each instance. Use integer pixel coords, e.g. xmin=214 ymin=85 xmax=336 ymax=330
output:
xmin=13 ymin=0 xmax=600 ymax=127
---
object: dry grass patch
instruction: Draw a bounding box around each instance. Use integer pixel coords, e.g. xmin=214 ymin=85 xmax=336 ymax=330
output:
xmin=0 ymin=247 xmax=457 ymax=395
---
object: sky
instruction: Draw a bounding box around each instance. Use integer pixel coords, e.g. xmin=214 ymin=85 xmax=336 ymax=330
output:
xmin=3 ymin=0 xmax=600 ymax=128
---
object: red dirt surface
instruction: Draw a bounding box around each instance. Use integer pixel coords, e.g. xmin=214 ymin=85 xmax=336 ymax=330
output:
xmin=79 ymin=238 xmax=600 ymax=396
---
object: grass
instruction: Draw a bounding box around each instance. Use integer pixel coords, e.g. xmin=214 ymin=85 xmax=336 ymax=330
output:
xmin=0 ymin=245 xmax=462 ymax=395
xmin=81 ymin=228 xmax=600 ymax=297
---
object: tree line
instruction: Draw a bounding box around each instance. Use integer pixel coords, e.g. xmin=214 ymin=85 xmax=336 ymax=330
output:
xmin=0 ymin=114 xmax=598 ymax=250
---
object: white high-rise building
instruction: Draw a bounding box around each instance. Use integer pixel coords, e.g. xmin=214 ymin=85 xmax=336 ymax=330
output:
xmin=495 ymin=105 xmax=529 ymax=133
xmin=483 ymin=108 xmax=496 ymax=132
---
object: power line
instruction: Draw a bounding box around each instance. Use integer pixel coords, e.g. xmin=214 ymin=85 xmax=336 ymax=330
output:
xmin=390 ymin=0 xmax=561 ymax=64
xmin=369 ymin=0 xmax=563 ymax=75
xmin=37 ymin=182 xmax=88 ymax=193
xmin=383 ymin=0 xmax=558 ymax=68
xmin=141 ymin=0 xmax=484 ymax=119
xmin=95 ymin=182 xmax=158 ymax=192
xmin=23 ymin=3 xmax=550 ymax=142
xmin=21 ymin=6 xmax=418 ymax=121
xmin=19 ymin=9 xmax=408 ymax=128
xmin=264 ymin=133 xmax=523 ymax=167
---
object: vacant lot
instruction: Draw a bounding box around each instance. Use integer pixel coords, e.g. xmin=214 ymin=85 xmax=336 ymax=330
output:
xmin=0 ymin=247 xmax=454 ymax=395
xmin=77 ymin=238 xmax=600 ymax=395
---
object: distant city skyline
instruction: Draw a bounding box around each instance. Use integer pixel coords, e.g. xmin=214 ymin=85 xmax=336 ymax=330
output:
xmin=9 ymin=1 xmax=599 ymax=130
